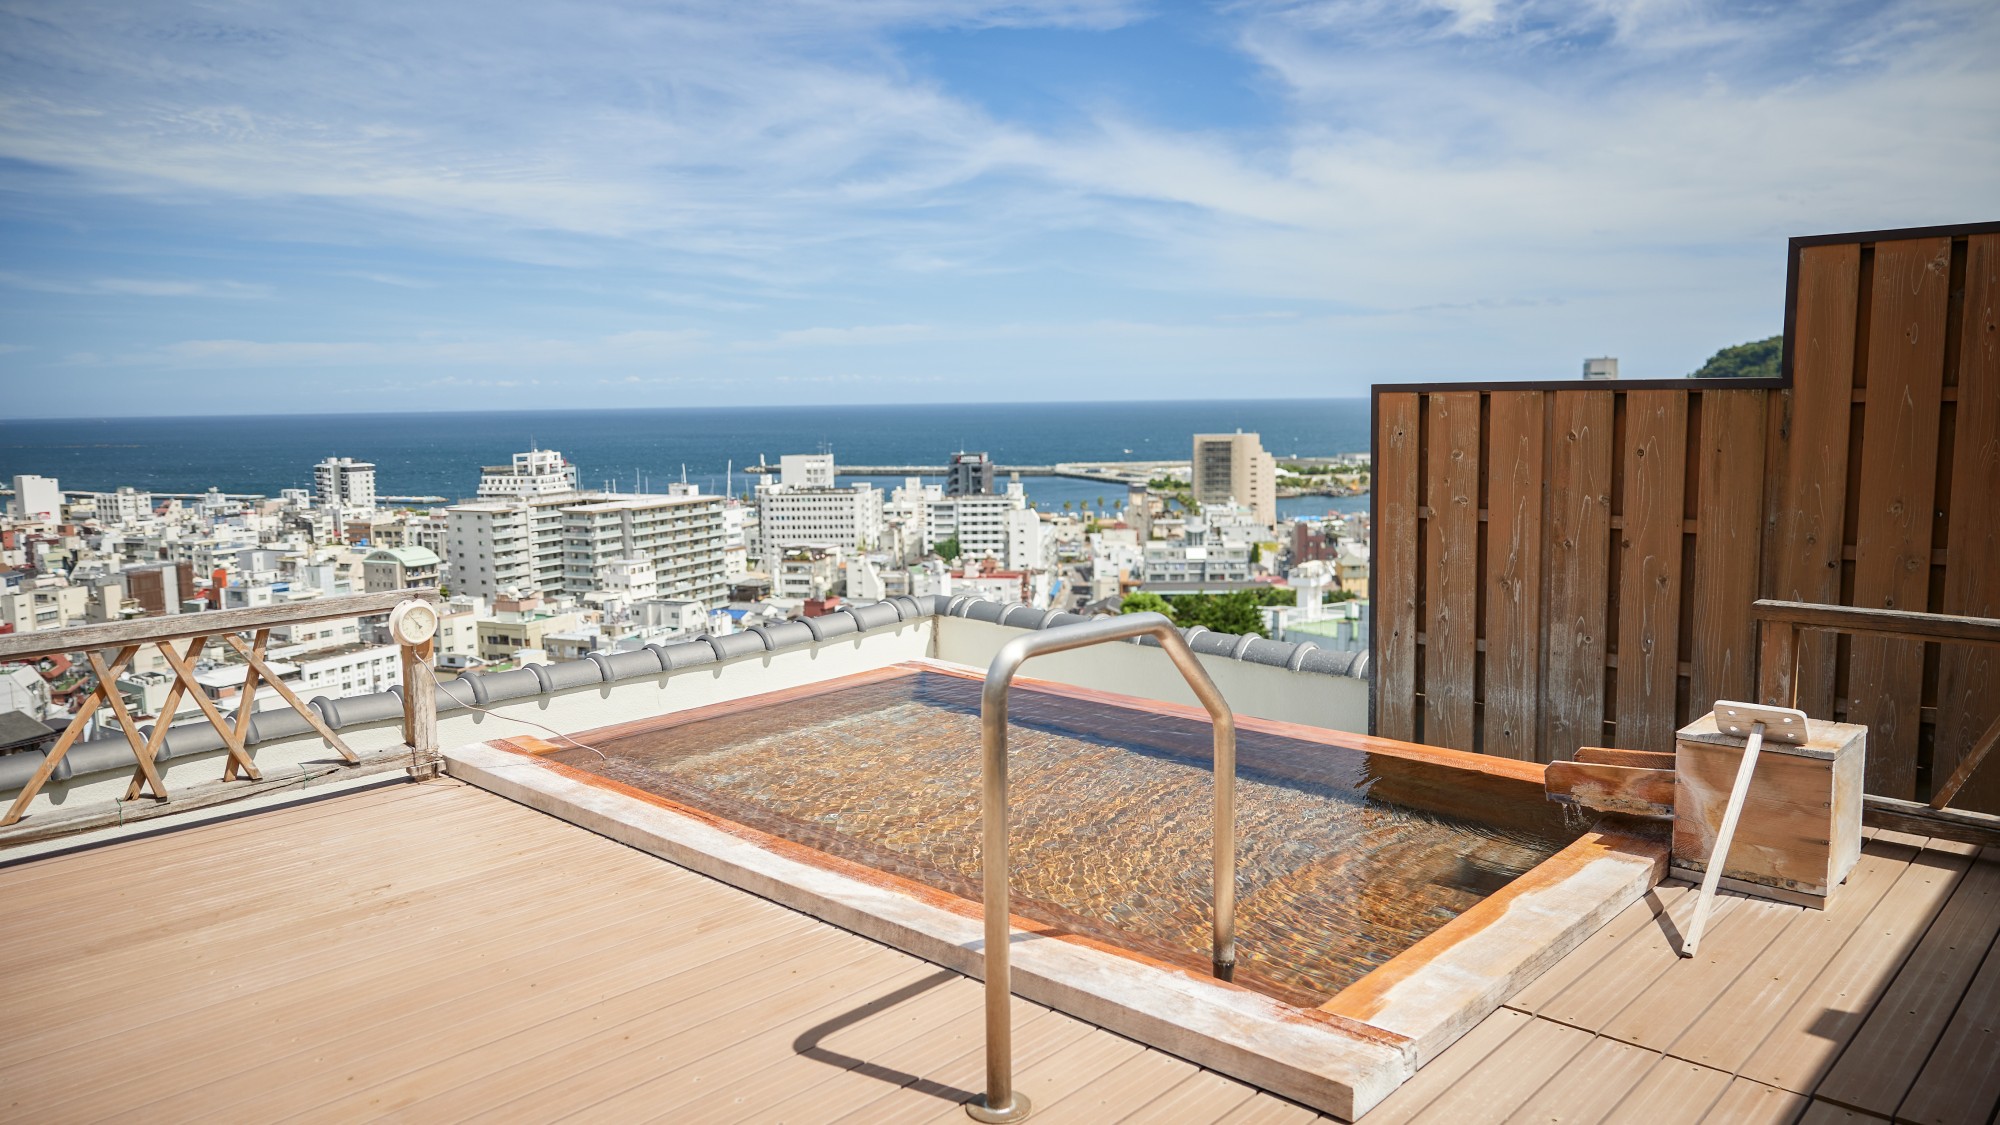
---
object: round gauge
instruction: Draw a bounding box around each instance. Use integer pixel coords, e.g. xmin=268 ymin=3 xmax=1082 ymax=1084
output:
xmin=388 ymin=599 xmax=440 ymax=646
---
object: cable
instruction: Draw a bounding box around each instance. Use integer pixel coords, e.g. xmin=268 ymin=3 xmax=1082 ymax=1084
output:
xmin=410 ymin=659 xmax=612 ymax=763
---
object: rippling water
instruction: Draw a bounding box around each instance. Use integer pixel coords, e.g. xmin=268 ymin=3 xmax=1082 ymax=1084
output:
xmin=551 ymin=672 xmax=1578 ymax=1003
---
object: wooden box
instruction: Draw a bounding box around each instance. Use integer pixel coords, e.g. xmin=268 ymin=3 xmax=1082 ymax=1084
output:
xmin=1672 ymin=712 xmax=1865 ymax=906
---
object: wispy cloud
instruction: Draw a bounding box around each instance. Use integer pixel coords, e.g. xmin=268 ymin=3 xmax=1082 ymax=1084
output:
xmin=0 ymin=271 xmax=271 ymax=298
xmin=0 ymin=0 xmax=1992 ymax=414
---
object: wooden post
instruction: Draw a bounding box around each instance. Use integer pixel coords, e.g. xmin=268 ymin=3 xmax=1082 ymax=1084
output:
xmin=402 ymin=636 xmax=438 ymax=779
xmin=1931 ymin=709 xmax=2000 ymax=810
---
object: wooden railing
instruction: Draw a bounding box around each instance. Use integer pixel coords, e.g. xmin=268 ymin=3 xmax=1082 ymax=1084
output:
xmin=1755 ymin=600 xmax=2000 ymax=832
xmin=1370 ymin=221 xmax=2000 ymax=812
xmin=0 ymin=588 xmax=443 ymax=826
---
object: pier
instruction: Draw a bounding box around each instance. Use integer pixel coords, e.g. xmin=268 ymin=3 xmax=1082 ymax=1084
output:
xmin=743 ymin=460 xmax=1189 ymax=485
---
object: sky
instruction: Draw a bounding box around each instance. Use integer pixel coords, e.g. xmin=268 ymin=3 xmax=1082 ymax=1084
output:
xmin=0 ymin=0 xmax=1994 ymax=418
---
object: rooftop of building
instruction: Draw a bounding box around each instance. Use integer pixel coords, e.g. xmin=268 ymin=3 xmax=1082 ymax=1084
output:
xmin=362 ymin=545 xmax=441 ymax=567
xmin=4 ymin=219 xmax=1995 ymax=1125
xmin=2 ymin=738 xmax=1986 ymax=1122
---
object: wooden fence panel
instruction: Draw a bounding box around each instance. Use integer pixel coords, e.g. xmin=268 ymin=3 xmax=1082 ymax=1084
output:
xmin=1614 ymin=391 xmax=1690 ymax=751
xmin=1540 ymin=391 xmax=1615 ymax=762
xmin=1763 ymin=243 xmax=1861 ymax=717
xmin=1370 ymin=223 xmax=1997 ymax=810
xmin=1423 ymin=392 xmax=1481 ymax=751
xmin=1936 ymin=233 xmax=2000 ymax=810
xmin=1847 ymin=237 xmax=1952 ymax=798
xmin=1484 ymin=391 xmax=1545 ymax=760
xmin=1375 ymin=394 xmax=1421 ymax=741
xmin=1691 ymin=389 xmax=1768 ymax=715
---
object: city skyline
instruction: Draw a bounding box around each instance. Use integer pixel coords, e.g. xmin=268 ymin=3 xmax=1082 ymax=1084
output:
xmin=2 ymin=1 xmax=1995 ymax=417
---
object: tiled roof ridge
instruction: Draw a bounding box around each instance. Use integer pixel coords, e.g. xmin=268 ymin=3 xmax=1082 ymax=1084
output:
xmin=0 ymin=596 xmax=1366 ymax=792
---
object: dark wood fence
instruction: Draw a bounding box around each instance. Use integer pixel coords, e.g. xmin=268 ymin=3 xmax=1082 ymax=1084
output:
xmin=1370 ymin=221 xmax=2000 ymax=812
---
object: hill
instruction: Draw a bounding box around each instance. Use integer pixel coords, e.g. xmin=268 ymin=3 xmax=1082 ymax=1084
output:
xmin=1691 ymin=335 xmax=1781 ymax=379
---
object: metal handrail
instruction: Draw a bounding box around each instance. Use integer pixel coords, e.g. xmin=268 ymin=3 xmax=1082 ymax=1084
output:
xmin=967 ymin=612 xmax=1237 ymax=1123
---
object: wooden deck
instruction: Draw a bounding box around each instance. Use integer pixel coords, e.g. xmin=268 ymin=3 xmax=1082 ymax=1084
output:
xmin=2 ymin=782 xmax=1994 ymax=1123
xmin=1362 ymin=830 xmax=2000 ymax=1124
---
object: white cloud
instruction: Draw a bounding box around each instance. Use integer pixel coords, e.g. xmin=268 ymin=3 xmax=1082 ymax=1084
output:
xmin=0 ymin=272 xmax=270 ymax=298
xmin=0 ymin=0 xmax=1993 ymax=411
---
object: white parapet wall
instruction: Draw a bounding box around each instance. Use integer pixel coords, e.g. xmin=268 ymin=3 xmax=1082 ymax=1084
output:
xmin=932 ymin=616 xmax=1369 ymax=734
xmin=2 ymin=618 xmax=936 ymax=821
xmin=3 ymin=605 xmax=1370 ymax=825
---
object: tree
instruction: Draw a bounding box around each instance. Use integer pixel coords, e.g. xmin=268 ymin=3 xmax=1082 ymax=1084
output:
xmin=1120 ymin=591 xmax=1175 ymax=620
xmin=1062 ymin=501 xmax=1073 ymax=513
xmin=934 ymin=536 xmax=960 ymax=561
xmin=1691 ymin=335 xmax=1781 ymax=379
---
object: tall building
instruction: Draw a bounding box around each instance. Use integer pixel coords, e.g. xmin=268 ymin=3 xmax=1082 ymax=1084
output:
xmin=1582 ymin=356 xmax=1619 ymax=380
xmin=96 ymin=486 xmax=154 ymax=524
xmin=8 ymin=475 xmax=62 ymax=523
xmin=946 ymin=451 xmax=996 ymax=496
xmin=755 ymin=479 xmax=884 ymax=570
xmin=1191 ymin=432 xmax=1276 ymax=528
xmin=927 ymin=483 xmax=1046 ymax=570
xmin=477 ymin=448 xmax=579 ymax=499
xmin=778 ymin=453 xmax=836 ymax=489
xmin=445 ymin=491 xmax=727 ymax=606
xmin=313 ymin=457 xmax=377 ymax=515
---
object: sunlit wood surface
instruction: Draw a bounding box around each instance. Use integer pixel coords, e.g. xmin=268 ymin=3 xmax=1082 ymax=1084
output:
xmin=2 ymin=781 xmax=1992 ymax=1122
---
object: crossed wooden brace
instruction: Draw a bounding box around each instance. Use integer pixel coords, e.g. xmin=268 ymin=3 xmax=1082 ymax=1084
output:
xmin=1 ymin=631 xmax=358 ymax=827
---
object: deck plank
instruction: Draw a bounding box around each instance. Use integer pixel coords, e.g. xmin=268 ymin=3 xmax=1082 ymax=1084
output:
xmin=1666 ymin=841 xmax=1919 ymax=1071
xmin=1030 ymin=1045 xmax=1209 ymax=1124
xmin=1499 ymin=1034 xmax=1659 ymax=1124
xmin=1894 ymin=924 xmax=2000 ymax=1125
xmin=1355 ymin=1007 xmax=1531 ymax=1124
xmin=750 ymin=999 xmax=1063 ymax=1125
xmin=1119 ymin=1068 xmax=1262 ymax=1123
xmin=832 ymin=1004 xmax=1100 ymax=1125
xmin=1599 ymin=894 xmax=1803 ymax=1051
xmin=1504 ymin=882 xmax=1693 ymax=1015
xmin=1598 ymin=1056 xmax=1734 ymax=1124
xmin=1535 ymin=886 xmax=1745 ymax=1033
xmin=1704 ymin=1076 xmax=1810 ymax=1123
xmin=1401 ymin=1017 xmax=1592 ymax=1122
xmin=1814 ymin=849 xmax=2000 ymax=1116
xmin=1738 ymin=848 xmax=1973 ymax=1094
xmin=5 ymin=778 xmax=1993 ymax=1125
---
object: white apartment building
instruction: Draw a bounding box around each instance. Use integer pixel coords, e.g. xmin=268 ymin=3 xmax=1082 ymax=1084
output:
xmin=756 ymin=481 xmax=884 ymax=570
xmin=477 ymin=447 xmax=579 ymax=500
xmin=446 ymin=491 xmax=727 ymax=607
xmin=95 ymin=487 xmax=155 ymax=525
xmin=887 ymin=478 xmax=940 ymax=563
xmin=1192 ymin=432 xmax=1277 ymax=528
xmin=779 ymin=453 xmax=836 ymax=488
xmin=313 ymin=457 xmax=377 ymax=516
xmin=0 ymin=582 xmax=88 ymax=634
xmin=1141 ymin=516 xmax=1254 ymax=585
xmin=9 ymin=475 xmax=62 ymax=523
xmin=593 ymin=557 xmax=658 ymax=601
xmin=926 ymin=484 xmax=1047 ymax=571
xmin=286 ymin=642 xmax=403 ymax=698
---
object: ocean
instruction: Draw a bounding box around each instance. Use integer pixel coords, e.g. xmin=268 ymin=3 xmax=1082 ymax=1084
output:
xmin=0 ymin=398 xmax=1372 ymax=521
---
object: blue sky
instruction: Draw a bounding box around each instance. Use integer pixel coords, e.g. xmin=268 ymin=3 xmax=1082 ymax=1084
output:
xmin=1 ymin=0 xmax=1994 ymax=417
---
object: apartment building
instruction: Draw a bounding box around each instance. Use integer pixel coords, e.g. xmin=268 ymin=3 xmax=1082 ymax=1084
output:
xmin=362 ymin=545 xmax=442 ymax=593
xmin=755 ymin=482 xmax=884 ymax=570
xmin=8 ymin=475 xmax=62 ymax=523
xmin=446 ymin=491 xmax=727 ymax=608
xmin=926 ymin=485 xmax=1047 ymax=570
xmin=477 ymin=447 xmax=578 ymax=499
xmin=1191 ymin=431 xmax=1277 ymax=528
xmin=313 ymin=457 xmax=377 ymax=516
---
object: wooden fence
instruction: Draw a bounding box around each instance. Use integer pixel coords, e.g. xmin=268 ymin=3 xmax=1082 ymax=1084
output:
xmin=1371 ymin=221 xmax=2000 ymax=812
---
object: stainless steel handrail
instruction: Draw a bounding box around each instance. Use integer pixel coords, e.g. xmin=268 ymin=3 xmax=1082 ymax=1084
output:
xmin=966 ymin=612 xmax=1237 ymax=1123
